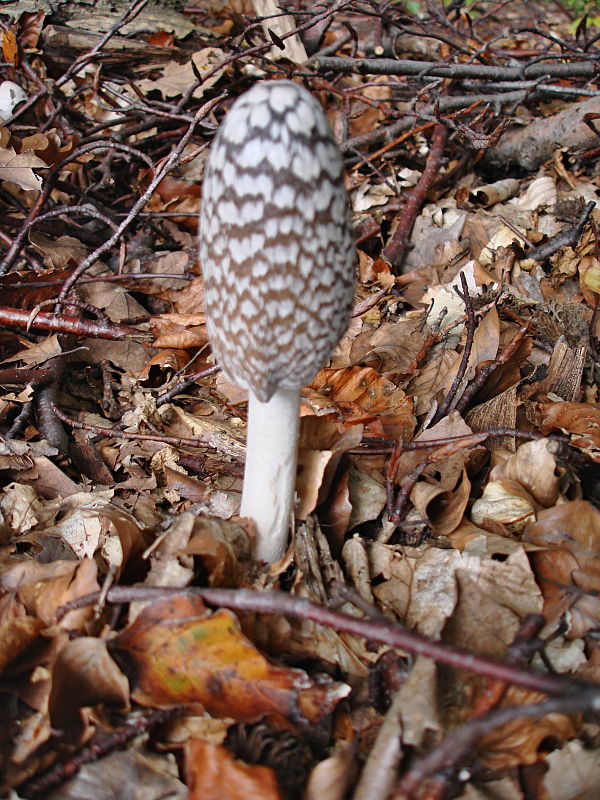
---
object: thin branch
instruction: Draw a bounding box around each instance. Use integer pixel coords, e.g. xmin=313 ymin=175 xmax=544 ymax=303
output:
xmin=56 ymin=585 xmax=595 ymax=698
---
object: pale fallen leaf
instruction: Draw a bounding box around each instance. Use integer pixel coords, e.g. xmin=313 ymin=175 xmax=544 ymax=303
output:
xmin=138 ymin=50 xmax=225 ymax=99
xmin=544 ymin=739 xmax=600 ymax=800
xmin=0 ymin=146 xmax=45 ymax=192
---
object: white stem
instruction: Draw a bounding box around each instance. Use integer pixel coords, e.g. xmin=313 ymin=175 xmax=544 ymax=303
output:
xmin=240 ymin=388 xmax=300 ymax=562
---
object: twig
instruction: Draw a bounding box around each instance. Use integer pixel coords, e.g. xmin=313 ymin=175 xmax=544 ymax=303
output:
xmin=156 ymin=364 xmax=221 ymax=407
xmin=525 ymin=200 xmax=596 ymax=261
xmin=455 ymin=326 xmax=529 ymax=414
xmin=56 ymin=586 xmax=595 ymax=698
xmin=393 ymin=692 xmax=600 ymax=800
xmin=55 ymin=122 xmax=213 ymax=301
xmin=384 ymin=123 xmax=447 ymax=269
xmin=310 ymin=55 xmax=597 ymax=82
xmin=431 ymin=272 xmax=476 ymax=424
xmin=18 ymin=707 xmax=179 ymax=798
xmin=0 ymin=307 xmax=143 ymax=340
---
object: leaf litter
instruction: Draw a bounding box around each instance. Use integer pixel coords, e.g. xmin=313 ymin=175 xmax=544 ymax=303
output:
xmin=1 ymin=1 xmax=600 ymax=799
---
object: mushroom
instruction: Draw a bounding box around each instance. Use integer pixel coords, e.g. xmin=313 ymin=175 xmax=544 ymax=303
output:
xmin=199 ymin=80 xmax=356 ymax=562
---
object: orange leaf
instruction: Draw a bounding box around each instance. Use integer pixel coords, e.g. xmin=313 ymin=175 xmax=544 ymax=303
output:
xmin=114 ymin=593 xmax=350 ymax=722
xmin=2 ymin=29 xmax=18 ymax=65
xmin=186 ymin=740 xmax=283 ymax=800
xmin=540 ymin=401 xmax=600 ymax=462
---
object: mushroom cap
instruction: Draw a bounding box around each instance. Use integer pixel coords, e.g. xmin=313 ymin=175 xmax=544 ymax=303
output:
xmin=199 ymin=80 xmax=356 ymax=403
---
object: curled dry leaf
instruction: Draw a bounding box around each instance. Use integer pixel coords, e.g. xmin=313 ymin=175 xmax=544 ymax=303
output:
xmin=411 ymin=468 xmax=471 ymax=536
xmin=308 ymin=366 xmax=416 ymax=439
xmin=114 ymin=592 xmax=350 ymax=723
xmin=540 ymin=401 xmax=600 ymax=462
xmin=183 ymin=517 xmax=252 ymax=587
xmin=524 ymin=500 xmax=600 ymax=638
xmin=470 ymin=178 xmax=520 ymax=207
xmin=479 ymin=686 xmax=579 ymax=770
xmin=296 ymin=419 xmax=364 ymax=522
xmin=48 ymin=637 xmax=130 ymax=735
xmin=487 ymin=438 xmax=560 ymax=507
xmin=471 ymin=478 xmax=536 ymax=533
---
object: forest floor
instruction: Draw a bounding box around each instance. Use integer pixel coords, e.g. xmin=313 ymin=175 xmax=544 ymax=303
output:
xmin=1 ymin=1 xmax=600 ymax=799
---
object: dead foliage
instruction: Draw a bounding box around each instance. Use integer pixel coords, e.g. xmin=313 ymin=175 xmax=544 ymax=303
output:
xmin=1 ymin=1 xmax=600 ymax=799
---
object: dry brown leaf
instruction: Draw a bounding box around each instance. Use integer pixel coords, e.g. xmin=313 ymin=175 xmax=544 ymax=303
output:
xmin=305 ymin=743 xmax=355 ymax=800
xmin=44 ymin=749 xmax=188 ymax=800
xmin=543 ymin=740 xmax=600 ymax=800
xmin=524 ymin=501 xmax=600 ymax=638
xmin=411 ymin=468 xmax=471 ymax=536
xmin=48 ymin=637 xmax=130 ymax=734
xmin=349 ymin=318 xmax=428 ymax=374
xmin=150 ymin=312 xmax=208 ymax=349
xmin=28 ymin=231 xmax=88 ymax=268
xmin=138 ymin=49 xmax=226 ymax=98
xmin=115 ymin=592 xmax=350 ymax=722
xmin=471 ymin=479 xmax=536 ymax=533
xmin=0 ymin=556 xmax=99 ymax=630
xmin=479 ymin=686 xmax=579 ymax=770
xmin=540 ymin=401 xmax=600 ymax=462
xmin=308 ymin=366 xmax=416 ymax=439
xmin=0 ymin=146 xmax=45 ymax=192
xmin=186 ymin=740 xmax=283 ymax=800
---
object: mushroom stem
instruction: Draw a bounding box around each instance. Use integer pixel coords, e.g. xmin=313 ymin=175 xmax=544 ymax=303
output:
xmin=240 ymin=388 xmax=300 ymax=562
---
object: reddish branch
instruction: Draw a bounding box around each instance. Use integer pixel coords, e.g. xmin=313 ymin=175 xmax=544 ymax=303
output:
xmin=384 ymin=124 xmax=448 ymax=270
xmin=156 ymin=364 xmax=221 ymax=407
xmin=455 ymin=325 xmax=530 ymax=414
xmin=57 ymin=585 xmax=593 ymax=698
xmin=393 ymin=693 xmax=599 ymax=800
xmin=431 ymin=272 xmax=476 ymax=424
xmin=0 ymin=306 xmax=142 ymax=340
xmin=0 ymin=367 xmax=54 ymax=386
xmin=35 ymin=356 xmax=68 ymax=453
xmin=525 ymin=199 xmax=596 ymax=260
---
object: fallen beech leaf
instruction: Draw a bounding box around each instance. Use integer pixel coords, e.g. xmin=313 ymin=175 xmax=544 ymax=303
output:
xmin=49 ymin=637 xmax=129 ymax=733
xmin=309 ymin=366 xmax=416 ymax=439
xmin=114 ymin=593 xmax=350 ymax=722
xmin=150 ymin=312 xmax=208 ymax=349
xmin=544 ymin=739 xmax=600 ymax=800
xmin=297 ymin=420 xmax=364 ymax=521
xmin=186 ymin=739 xmax=282 ymax=800
xmin=28 ymin=231 xmax=87 ymax=268
xmin=305 ymin=742 xmax=355 ymax=800
xmin=0 ymin=616 xmax=44 ymax=674
xmin=524 ymin=501 xmax=600 ymax=637
xmin=411 ymin=468 xmax=471 ymax=536
xmin=44 ymin=749 xmax=187 ymax=800
xmin=479 ymin=685 xmax=579 ymax=769
xmin=0 ymin=557 xmax=100 ymax=630
xmin=540 ymin=401 xmax=600 ymax=462
xmin=138 ymin=49 xmax=225 ymax=99
xmin=470 ymin=479 xmax=536 ymax=533
xmin=488 ymin=439 xmax=560 ymax=508
xmin=0 ymin=147 xmax=45 ymax=191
